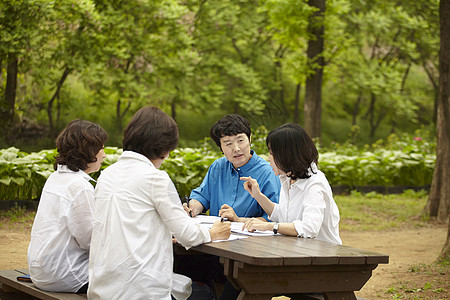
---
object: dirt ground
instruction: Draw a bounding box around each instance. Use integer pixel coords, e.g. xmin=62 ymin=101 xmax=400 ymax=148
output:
xmin=0 ymin=223 xmax=448 ymax=299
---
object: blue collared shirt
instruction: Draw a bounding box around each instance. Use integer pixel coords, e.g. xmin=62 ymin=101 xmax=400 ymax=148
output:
xmin=190 ymin=150 xmax=281 ymax=220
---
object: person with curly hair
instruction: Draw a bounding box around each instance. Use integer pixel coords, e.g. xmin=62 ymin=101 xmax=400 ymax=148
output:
xmin=28 ymin=119 xmax=107 ymax=293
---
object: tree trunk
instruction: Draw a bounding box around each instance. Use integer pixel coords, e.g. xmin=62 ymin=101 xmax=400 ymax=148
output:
xmin=115 ymin=99 xmax=131 ymax=133
xmin=304 ymin=0 xmax=325 ymax=138
xmin=367 ymin=93 xmax=376 ymax=138
xmin=425 ymin=0 xmax=450 ymax=260
xmin=47 ymin=67 xmax=71 ymax=138
xmin=423 ymin=62 xmax=439 ymax=124
xmin=3 ymin=53 xmax=18 ymax=121
xmin=294 ymin=83 xmax=301 ymax=124
xmin=352 ymin=91 xmax=363 ymax=126
xmin=440 ymin=215 xmax=450 ymax=261
xmin=277 ymin=62 xmax=287 ymax=123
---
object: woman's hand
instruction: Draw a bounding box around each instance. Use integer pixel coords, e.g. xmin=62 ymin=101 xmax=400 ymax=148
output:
xmin=209 ymin=220 xmax=231 ymax=241
xmin=242 ymin=218 xmax=273 ymax=232
xmin=183 ymin=199 xmax=204 ymax=217
xmin=240 ymin=176 xmax=263 ymax=200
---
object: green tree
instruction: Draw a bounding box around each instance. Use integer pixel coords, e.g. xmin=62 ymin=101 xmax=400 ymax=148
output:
xmin=0 ymin=0 xmax=52 ymax=126
xmin=425 ymin=0 xmax=450 ymax=260
xmin=334 ymin=0 xmax=438 ymax=139
xmin=83 ymin=0 xmax=191 ymax=134
xmin=186 ymin=0 xmax=276 ymax=120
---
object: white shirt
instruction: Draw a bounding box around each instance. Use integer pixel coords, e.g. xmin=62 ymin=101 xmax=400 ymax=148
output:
xmin=28 ymin=165 xmax=95 ymax=292
xmin=270 ymin=163 xmax=342 ymax=245
xmin=88 ymin=151 xmax=211 ymax=300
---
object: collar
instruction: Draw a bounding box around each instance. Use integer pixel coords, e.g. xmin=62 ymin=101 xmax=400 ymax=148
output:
xmin=57 ymin=164 xmax=95 ymax=182
xmin=228 ymin=150 xmax=257 ymax=173
xmin=280 ymin=162 xmax=318 ymax=191
xmin=119 ymin=150 xmax=156 ymax=168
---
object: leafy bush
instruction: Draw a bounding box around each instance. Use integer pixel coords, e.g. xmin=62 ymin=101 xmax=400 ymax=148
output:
xmin=0 ymin=147 xmax=56 ymax=201
xmin=0 ymin=132 xmax=436 ymax=201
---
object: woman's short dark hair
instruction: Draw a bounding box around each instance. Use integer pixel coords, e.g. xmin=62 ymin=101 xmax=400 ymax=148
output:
xmin=123 ymin=106 xmax=178 ymax=160
xmin=54 ymin=119 xmax=108 ymax=172
xmin=210 ymin=114 xmax=251 ymax=149
xmin=266 ymin=123 xmax=318 ymax=180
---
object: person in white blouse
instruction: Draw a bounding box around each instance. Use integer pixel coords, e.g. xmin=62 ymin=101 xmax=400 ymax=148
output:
xmin=88 ymin=106 xmax=231 ymax=300
xmin=240 ymin=123 xmax=342 ymax=245
xmin=28 ymin=119 xmax=107 ymax=293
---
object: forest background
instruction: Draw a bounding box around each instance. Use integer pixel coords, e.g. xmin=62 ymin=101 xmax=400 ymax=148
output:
xmin=0 ymin=0 xmax=440 ymax=151
xmin=1 ymin=0 xmax=450 ymax=280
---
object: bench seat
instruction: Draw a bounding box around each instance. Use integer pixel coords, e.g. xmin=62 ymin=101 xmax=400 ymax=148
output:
xmin=0 ymin=269 xmax=86 ymax=300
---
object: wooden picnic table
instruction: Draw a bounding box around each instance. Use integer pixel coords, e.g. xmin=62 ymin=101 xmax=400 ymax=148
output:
xmin=180 ymin=234 xmax=389 ymax=300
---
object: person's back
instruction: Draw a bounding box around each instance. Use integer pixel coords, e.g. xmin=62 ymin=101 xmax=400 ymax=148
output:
xmin=27 ymin=119 xmax=107 ymax=293
xmin=88 ymin=107 xmax=230 ymax=300
xmin=28 ymin=167 xmax=94 ymax=292
xmin=89 ymin=152 xmax=181 ymax=299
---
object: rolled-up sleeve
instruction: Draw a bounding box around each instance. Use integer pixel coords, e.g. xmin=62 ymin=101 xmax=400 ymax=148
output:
xmin=292 ymin=185 xmax=325 ymax=238
xmin=155 ymin=173 xmax=211 ymax=249
xmin=67 ymin=187 xmax=95 ymax=250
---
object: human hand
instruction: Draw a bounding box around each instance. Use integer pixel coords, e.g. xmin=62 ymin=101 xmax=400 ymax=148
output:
xmin=182 ymin=203 xmax=192 ymax=217
xmin=219 ymin=204 xmax=239 ymax=222
xmin=209 ymin=220 xmax=231 ymax=241
xmin=184 ymin=199 xmax=203 ymax=217
xmin=242 ymin=218 xmax=272 ymax=232
xmin=240 ymin=176 xmax=262 ymax=200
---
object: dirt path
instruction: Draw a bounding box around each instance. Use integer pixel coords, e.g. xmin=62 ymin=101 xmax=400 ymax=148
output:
xmin=0 ymin=224 xmax=448 ymax=299
xmin=342 ymin=225 xmax=448 ymax=299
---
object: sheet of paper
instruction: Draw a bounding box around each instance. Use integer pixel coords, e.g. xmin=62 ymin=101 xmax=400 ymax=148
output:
xmin=212 ymin=234 xmax=248 ymax=243
xmin=230 ymin=222 xmax=277 ymax=236
xmin=191 ymin=215 xmax=222 ymax=224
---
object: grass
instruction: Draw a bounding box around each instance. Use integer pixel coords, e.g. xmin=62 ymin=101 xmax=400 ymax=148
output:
xmin=385 ymin=256 xmax=449 ymax=299
xmin=0 ymin=190 xmax=448 ymax=299
xmin=0 ymin=189 xmax=432 ymax=232
xmin=0 ymin=203 xmax=35 ymax=231
xmin=336 ymin=189 xmax=429 ymax=231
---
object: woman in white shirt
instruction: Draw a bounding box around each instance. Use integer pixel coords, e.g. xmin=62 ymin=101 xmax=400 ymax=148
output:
xmin=28 ymin=119 xmax=107 ymax=293
xmin=88 ymin=106 xmax=231 ymax=300
xmin=240 ymin=123 xmax=342 ymax=245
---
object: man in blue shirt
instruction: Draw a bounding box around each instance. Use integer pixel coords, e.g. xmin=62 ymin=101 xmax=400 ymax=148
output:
xmin=179 ymin=114 xmax=280 ymax=300
xmin=184 ymin=114 xmax=280 ymax=221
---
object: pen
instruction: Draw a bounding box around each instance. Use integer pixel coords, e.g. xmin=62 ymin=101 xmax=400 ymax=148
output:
xmin=184 ymin=196 xmax=192 ymax=217
xmin=221 ymin=217 xmax=228 ymax=222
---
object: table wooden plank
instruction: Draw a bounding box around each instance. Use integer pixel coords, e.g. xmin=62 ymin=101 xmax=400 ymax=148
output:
xmin=248 ymin=236 xmax=341 ymax=265
xmin=257 ymin=237 xmax=387 ymax=265
xmin=195 ymin=235 xmax=389 ymax=266
xmin=193 ymin=239 xmax=286 ymax=266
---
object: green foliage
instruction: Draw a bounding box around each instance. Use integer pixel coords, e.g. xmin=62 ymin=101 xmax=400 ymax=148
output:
xmin=0 ymin=147 xmax=55 ymax=201
xmin=0 ymin=132 xmax=435 ymax=201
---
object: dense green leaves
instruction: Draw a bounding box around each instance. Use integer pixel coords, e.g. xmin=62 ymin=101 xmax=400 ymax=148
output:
xmin=0 ymin=131 xmax=436 ymax=201
xmin=0 ymin=0 xmax=439 ymax=149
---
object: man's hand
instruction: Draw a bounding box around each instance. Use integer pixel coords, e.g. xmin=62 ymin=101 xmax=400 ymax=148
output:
xmin=219 ymin=204 xmax=240 ymax=222
xmin=209 ymin=220 xmax=231 ymax=241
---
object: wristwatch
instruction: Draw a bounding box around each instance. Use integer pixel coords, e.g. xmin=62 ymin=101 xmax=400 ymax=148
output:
xmin=273 ymin=222 xmax=279 ymax=234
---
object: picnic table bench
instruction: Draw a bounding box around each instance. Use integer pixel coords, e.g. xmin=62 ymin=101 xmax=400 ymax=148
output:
xmin=0 ymin=269 xmax=86 ymax=300
xmin=1 ymin=235 xmax=388 ymax=300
